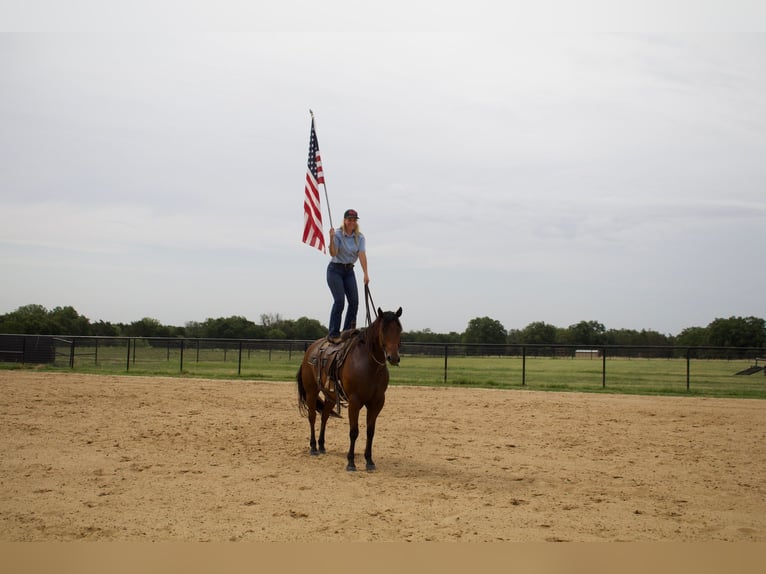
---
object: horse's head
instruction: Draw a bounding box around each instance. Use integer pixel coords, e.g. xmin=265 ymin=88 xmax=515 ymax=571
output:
xmin=377 ymin=306 xmax=403 ymax=366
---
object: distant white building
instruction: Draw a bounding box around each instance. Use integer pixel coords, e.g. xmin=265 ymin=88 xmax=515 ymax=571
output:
xmin=575 ymin=349 xmax=600 ymax=359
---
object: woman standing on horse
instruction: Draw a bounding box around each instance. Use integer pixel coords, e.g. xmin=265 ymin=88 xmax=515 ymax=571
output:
xmin=327 ymin=209 xmax=369 ymax=343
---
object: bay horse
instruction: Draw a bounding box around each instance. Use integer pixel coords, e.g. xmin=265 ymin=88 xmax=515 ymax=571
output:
xmin=296 ymin=306 xmax=402 ymax=471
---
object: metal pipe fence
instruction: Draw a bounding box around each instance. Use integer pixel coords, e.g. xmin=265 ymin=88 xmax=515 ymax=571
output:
xmin=2 ymin=334 xmax=765 ymax=395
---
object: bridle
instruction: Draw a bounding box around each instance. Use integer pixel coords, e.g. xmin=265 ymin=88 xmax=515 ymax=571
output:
xmin=364 ymin=284 xmax=385 ymax=367
xmin=363 ymin=284 xmax=400 ymax=368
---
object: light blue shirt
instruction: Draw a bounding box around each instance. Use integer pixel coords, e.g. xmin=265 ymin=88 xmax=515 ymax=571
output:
xmin=331 ymin=229 xmax=365 ymax=265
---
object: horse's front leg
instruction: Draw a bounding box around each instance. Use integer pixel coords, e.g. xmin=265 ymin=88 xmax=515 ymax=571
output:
xmin=364 ymin=401 xmax=384 ymax=471
xmin=346 ymin=401 xmax=361 ymax=471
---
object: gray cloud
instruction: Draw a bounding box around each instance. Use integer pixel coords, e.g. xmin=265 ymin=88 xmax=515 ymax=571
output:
xmin=1 ymin=24 xmax=765 ymax=334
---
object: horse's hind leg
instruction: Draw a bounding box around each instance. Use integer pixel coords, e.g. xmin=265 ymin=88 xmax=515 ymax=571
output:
xmin=307 ymin=405 xmax=319 ymax=455
xmin=317 ymin=400 xmax=335 ymax=454
xmin=307 ymin=382 xmax=323 ymax=456
xmin=300 ymin=365 xmax=320 ymax=456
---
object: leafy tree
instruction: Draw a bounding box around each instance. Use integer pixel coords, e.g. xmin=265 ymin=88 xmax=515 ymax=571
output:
xmin=402 ymin=328 xmax=462 ymax=344
xmin=183 ymin=321 xmax=204 ymax=338
xmin=519 ymin=321 xmax=558 ymax=345
xmin=605 ymin=328 xmax=671 ymax=347
xmin=707 ymin=316 xmax=766 ymax=348
xmin=675 ymin=326 xmax=709 ymax=347
xmin=463 ymin=316 xmax=507 ymax=345
xmin=265 ymin=327 xmax=287 ymax=339
xmin=506 ymin=328 xmax=522 ymax=344
xmin=639 ymin=329 xmax=672 ymax=346
xmin=124 ymin=317 xmax=172 ymax=338
xmin=289 ymin=317 xmax=326 ymax=340
xmin=91 ymin=320 xmax=120 ymax=337
xmin=200 ymin=316 xmax=262 ymax=339
xmin=559 ymin=320 xmax=606 ymax=346
xmin=0 ymin=304 xmax=53 ymax=334
xmin=49 ymin=306 xmax=90 ymax=335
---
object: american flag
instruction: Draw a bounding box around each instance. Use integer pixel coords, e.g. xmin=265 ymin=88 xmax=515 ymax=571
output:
xmin=302 ymin=117 xmax=325 ymax=252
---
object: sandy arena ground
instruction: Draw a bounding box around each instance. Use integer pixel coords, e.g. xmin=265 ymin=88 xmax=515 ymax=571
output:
xmin=1 ymin=371 xmax=764 ymax=542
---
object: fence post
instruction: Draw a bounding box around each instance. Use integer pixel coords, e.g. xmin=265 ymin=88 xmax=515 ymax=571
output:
xmin=69 ymin=339 xmax=75 ymax=369
xmin=686 ymin=348 xmax=691 ymax=391
xmin=443 ymin=345 xmax=449 ymax=385
xmin=180 ymin=339 xmax=185 ymax=373
xmin=125 ymin=338 xmax=131 ymax=371
xmin=238 ymin=340 xmax=243 ymax=375
xmin=522 ymin=346 xmax=526 ymax=386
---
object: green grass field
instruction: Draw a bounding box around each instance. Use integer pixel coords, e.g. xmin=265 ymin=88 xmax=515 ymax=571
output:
xmin=3 ymin=342 xmax=764 ymax=399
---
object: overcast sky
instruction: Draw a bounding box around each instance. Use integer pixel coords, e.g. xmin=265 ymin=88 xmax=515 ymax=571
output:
xmin=1 ymin=3 xmax=765 ymax=336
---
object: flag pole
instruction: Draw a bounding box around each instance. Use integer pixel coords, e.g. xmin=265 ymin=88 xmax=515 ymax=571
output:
xmin=310 ymin=109 xmax=334 ymax=231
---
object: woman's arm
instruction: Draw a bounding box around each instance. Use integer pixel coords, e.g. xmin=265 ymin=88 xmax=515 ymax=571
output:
xmin=328 ymin=229 xmax=338 ymax=257
xmin=358 ymin=251 xmax=369 ymax=285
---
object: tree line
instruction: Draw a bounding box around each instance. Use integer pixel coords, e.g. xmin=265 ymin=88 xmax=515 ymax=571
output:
xmin=0 ymin=305 xmax=327 ymax=341
xmin=449 ymin=316 xmax=766 ymax=349
xmin=1 ymin=304 xmax=764 ymax=349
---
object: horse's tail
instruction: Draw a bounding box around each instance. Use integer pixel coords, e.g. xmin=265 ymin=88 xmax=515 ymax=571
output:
xmin=297 ymin=363 xmax=341 ymax=418
xmin=296 ymin=366 xmax=309 ymax=417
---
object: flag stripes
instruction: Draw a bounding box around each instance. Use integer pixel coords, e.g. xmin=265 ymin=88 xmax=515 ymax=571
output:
xmin=302 ymin=117 xmax=325 ymax=252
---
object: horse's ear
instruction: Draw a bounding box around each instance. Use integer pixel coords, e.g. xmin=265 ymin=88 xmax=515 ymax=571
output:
xmin=377 ymin=307 xmax=383 ymax=317
xmin=396 ymin=307 xmax=402 ymax=317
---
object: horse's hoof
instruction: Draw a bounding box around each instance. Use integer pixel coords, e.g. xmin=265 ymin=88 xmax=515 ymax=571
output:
xmin=366 ymin=463 xmax=377 ymax=472
xmin=346 ymin=464 xmax=357 ymax=472
xmin=319 ymin=447 xmax=326 ymax=455
xmin=310 ymin=450 xmax=319 ymax=457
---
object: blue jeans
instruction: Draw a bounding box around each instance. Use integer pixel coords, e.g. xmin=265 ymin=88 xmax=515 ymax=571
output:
xmin=326 ymin=262 xmax=359 ymax=338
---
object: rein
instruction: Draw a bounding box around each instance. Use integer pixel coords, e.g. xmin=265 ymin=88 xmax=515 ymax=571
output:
xmin=363 ymin=284 xmax=386 ymax=367
xmin=364 ymin=283 xmax=376 ymax=328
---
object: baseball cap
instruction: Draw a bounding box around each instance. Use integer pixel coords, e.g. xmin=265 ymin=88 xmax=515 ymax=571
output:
xmin=344 ymin=209 xmax=359 ymax=219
